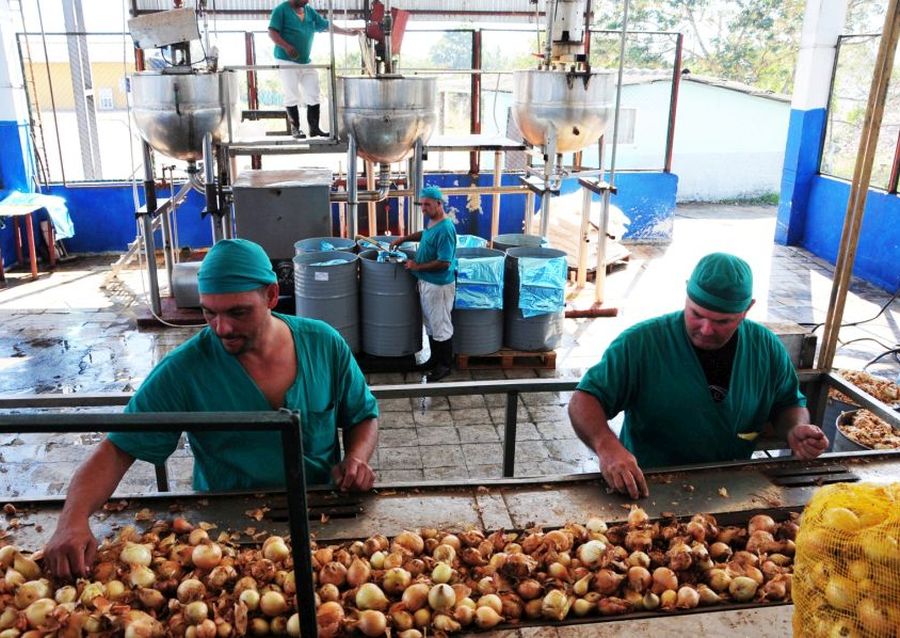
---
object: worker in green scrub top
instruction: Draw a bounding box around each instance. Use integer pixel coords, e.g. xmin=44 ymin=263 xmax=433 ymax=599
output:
xmin=390 ymin=186 xmax=458 ymax=382
xmin=569 ymin=252 xmax=828 ymax=500
xmin=43 ymin=239 xmax=379 ymax=579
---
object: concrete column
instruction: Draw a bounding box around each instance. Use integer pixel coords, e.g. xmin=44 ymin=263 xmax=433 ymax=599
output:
xmin=0 ymin=0 xmax=35 ymax=193
xmin=775 ymin=0 xmax=847 ymax=245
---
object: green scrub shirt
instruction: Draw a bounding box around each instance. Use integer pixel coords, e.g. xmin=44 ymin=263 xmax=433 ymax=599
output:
xmin=269 ymin=2 xmax=328 ymax=64
xmin=577 ymin=311 xmax=805 ymax=468
xmin=109 ymin=314 xmax=378 ymax=491
xmin=413 ymin=217 xmax=457 ymax=285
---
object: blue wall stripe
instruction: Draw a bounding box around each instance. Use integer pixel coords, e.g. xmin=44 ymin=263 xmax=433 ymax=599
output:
xmin=776 ymin=107 xmax=827 ymax=246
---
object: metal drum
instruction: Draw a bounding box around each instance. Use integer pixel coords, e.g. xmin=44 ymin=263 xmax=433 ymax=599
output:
xmin=293 ymin=251 xmax=360 ymax=353
xmin=512 ymin=69 xmax=614 ymax=153
xmin=130 ymin=70 xmax=238 ymax=161
xmin=452 ymin=247 xmax=505 ymax=355
xmin=492 ymin=233 xmax=548 ymax=252
xmin=295 ymin=237 xmax=358 ymax=254
xmin=504 ymin=247 xmax=567 ymax=352
xmin=833 ymin=410 xmax=873 ymax=453
xmin=338 ymin=76 xmax=437 ymax=164
xmin=359 ymin=249 xmax=422 ymax=357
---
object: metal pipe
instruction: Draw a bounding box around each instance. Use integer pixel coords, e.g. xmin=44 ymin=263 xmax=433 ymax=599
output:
xmin=382 ymin=5 xmax=394 ymax=74
xmin=470 ymin=30 xmax=482 ymax=175
xmin=539 ymin=127 xmax=557 ymax=238
xmin=544 ymin=0 xmax=559 ymax=69
xmin=490 ymin=150 xmax=503 ymax=241
xmin=203 ymin=132 xmax=221 ymax=243
xmin=664 ymin=33 xmax=683 ymax=173
xmin=575 ymin=186 xmax=591 ymax=287
xmin=413 ymin=138 xmax=425 ymax=234
xmin=502 ymin=391 xmax=519 ymax=477
xmin=366 ymin=161 xmax=377 ymax=236
xmin=594 ymin=0 xmax=630 ymax=304
xmin=331 ymin=184 xmax=528 ymax=202
xmin=327 ymin=0 xmax=339 ymax=138
xmin=140 ymin=142 xmax=161 ymax=316
xmin=524 ymin=191 xmax=535 ymax=234
xmin=347 ymin=134 xmax=358 ymax=238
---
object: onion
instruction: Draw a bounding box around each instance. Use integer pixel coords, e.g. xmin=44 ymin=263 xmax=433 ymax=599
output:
xmin=676 ymin=586 xmax=700 ymax=609
xmin=477 ymin=593 xmax=503 ymax=614
xmin=207 ymin=564 xmax=238 ymax=590
xmin=428 ymin=583 xmax=456 ymax=612
xmin=356 ymin=583 xmax=389 ymax=612
xmin=346 ymin=557 xmax=372 ymax=587
xmin=627 ymin=507 xmax=649 ymax=528
xmin=651 ymin=567 xmax=677 ymax=595
xmin=576 ymin=539 xmax=606 ymax=567
xmin=401 ymin=583 xmax=429 ymax=612
xmin=78 ymin=581 xmax=106 ymax=609
xmin=707 ymin=569 xmax=731 ymax=593
xmin=547 ymin=562 xmax=569 ymax=580
xmin=382 ymin=551 xmax=405 ymax=570
xmin=392 ymin=531 xmax=424 ymax=556
xmin=626 ymin=551 xmax=651 ymax=568
xmin=120 ymin=542 xmax=152 ymax=567
xmin=391 ymin=606 xmax=415 ymax=631
xmin=319 ymin=562 xmax=347 ymax=587
xmin=541 ymin=589 xmax=572 ymax=621
xmin=747 ymin=514 xmax=776 ymax=535
xmin=451 ymin=605 xmax=473 ymax=627
xmin=172 ymin=517 xmax=194 ymax=534
xmin=516 ymin=578 xmax=542 ymax=601
xmin=586 ymin=517 xmax=608 ymax=535
xmin=239 ymin=589 xmax=260 ymax=612
xmin=129 ymin=565 xmax=156 ymax=588
xmin=136 ymin=586 xmax=165 ymax=610
xmin=861 ymin=530 xmax=899 ymax=563
xmin=195 ymin=619 xmax=217 ymax=638
xmin=364 ymin=534 xmax=388 ymax=556
xmin=627 ymin=566 xmax=652 ymax=593
xmin=696 ymin=584 xmax=720 ymax=605
xmin=54 ymin=585 xmax=77 ymax=605
xmin=368 ymin=551 xmax=385 ymax=570
xmin=382 ymin=567 xmax=411 ymax=594
xmin=624 ymin=529 xmax=653 ymax=553
xmin=0 ymin=546 xmax=17 ymax=569
xmin=475 ymin=605 xmax=503 ymax=628
xmin=432 ymin=614 xmax=461 ymax=633
xmin=260 ymin=591 xmax=288 ymax=617
xmin=313 ymin=547 xmax=334 ymax=566
xmin=249 ymin=618 xmax=269 ymax=636
xmin=0 ymin=608 xmax=16 ymax=631
xmin=858 ymin=598 xmax=893 ymax=634
xmin=319 ymin=583 xmax=340 ymax=603
xmin=188 ymin=529 xmax=209 ymax=546
xmin=12 ymin=554 xmax=41 ymax=580
xmin=157 ymin=559 xmax=183 ymax=580
xmin=16 ymin=580 xmax=51 ymax=609
xmin=412 ymin=607 xmax=431 ymax=628
xmin=397 ymin=631 xmax=423 ymax=638
xmin=5 ymin=568 xmax=25 ymax=589
xmin=431 ymin=544 xmax=456 ymax=564
xmin=348 ymin=540 xmax=366 ymax=556
xmin=184 ymin=601 xmax=209 ymax=625
xmin=177 ymin=578 xmax=206 ymax=603
xmin=571 ymin=598 xmax=594 ymax=617
xmin=440 ymin=534 xmax=461 ymax=551
xmin=286 ymin=614 xmax=300 ymax=638
xmin=260 ymin=537 xmax=289 ymax=562
xmin=729 ymin=576 xmax=759 ymax=602
xmin=593 ymin=569 xmax=625 ymax=595
xmin=821 ymin=507 xmax=861 ymax=532
xmin=685 ymin=520 xmax=706 ymax=543
xmin=355 ymin=610 xmax=387 ymax=637
xmin=708 ymin=542 xmax=732 ymax=561
xmin=431 ymin=562 xmax=453 ymax=584
xmin=659 ymin=589 xmax=677 ymax=609
xmin=191 ymin=543 xmax=222 ymax=570
xmin=24 ymin=599 xmax=56 ymax=629
xmin=642 ymin=592 xmax=660 ymax=610
xmin=316 ymin=601 xmax=344 ymax=638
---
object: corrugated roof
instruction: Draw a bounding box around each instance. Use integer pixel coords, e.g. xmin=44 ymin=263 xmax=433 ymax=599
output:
xmin=133 ymin=0 xmax=545 ymax=21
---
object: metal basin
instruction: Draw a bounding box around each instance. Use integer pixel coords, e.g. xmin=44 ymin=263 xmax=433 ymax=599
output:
xmin=338 ymin=76 xmax=437 ymax=163
xmin=512 ymin=69 xmax=614 ymax=152
xmin=131 ymin=71 xmax=237 ymax=161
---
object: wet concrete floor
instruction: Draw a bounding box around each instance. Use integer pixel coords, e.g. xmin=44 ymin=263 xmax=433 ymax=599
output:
xmin=1 ymin=204 xmax=898 ymax=498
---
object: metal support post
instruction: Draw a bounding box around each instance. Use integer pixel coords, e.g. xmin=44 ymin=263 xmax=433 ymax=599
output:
xmin=524 ymin=191 xmax=535 ymax=235
xmin=576 ymin=186 xmax=592 ymax=287
xmin=490 ymin=150 xmax=503 ymax=242
xmin=347 ymin=135 xmax=359 ymax=238
xmin=366 ymin=161 xmax=377 ymax=237
xmin=502 ymin=391 xmax=519 ymax=477
xmin=539 ymin=129 xmax=557 ymax=238
xmin=412 ymin=138 xmax=425 ymax=234
xmin=140 ymin=142 xmax=162 ymax=317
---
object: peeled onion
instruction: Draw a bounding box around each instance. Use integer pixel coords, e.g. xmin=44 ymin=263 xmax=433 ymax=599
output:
xmin=316 ymin=601 xmax=344 ymax=638
xmin=259 ymin=591 xmax=288 ymax=617
xmin=191 ymin=543 xmax=223 ymax=570
xmin=428 ymin=583 xmax=456 ymax=612
xmin=24 ymin=598 xmax=56 ymax=629
xmin=729 ymin=576 xmax=759 ymax=602
xmin=356 ymin=583 xmax=389 ymax=612
xmin=355 ymin=610 xmax=387 ymax=637
xmin=120 ymin=542 xmax=152 ymax=567
xmin=382 ymin=567 xmax=411 ymax=594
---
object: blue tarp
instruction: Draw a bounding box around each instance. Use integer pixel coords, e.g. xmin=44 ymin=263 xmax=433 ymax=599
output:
xmin=457 ymin=234 xmax=488 ymax=248
xmin=309 ymin=258 xmax=349 ymax=266
xmin=455 ymin=255 xmax=504 ymax=310
xmin=376 ymin=250 xmax=407 ymax=263
xmin=319 ymin=240 xmax=336 ymax=251
xmin=518 ymin=256 xmax=567 ymax=318
xmin=0 ymin=191 xmax=74 ymax=240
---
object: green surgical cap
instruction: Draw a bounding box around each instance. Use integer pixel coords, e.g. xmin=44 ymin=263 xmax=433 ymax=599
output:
xmin=686 ymin=252 xmax=753 ymax=314
xmin=197 ymin=239 xmax=277 ymax=295
xmin=419 ymin=185 xmax=445 ymax=202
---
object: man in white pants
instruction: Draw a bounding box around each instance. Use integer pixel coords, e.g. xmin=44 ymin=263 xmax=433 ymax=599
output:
xmin=268 ymin=0 xmax=360 ymax=138
xmin=390 ymin=186 xmax=458 ymax=382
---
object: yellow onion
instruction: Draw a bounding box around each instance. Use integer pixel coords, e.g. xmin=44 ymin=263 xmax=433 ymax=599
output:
xmin=858 ymin=598 xmax=893 ymax=634
xmin=364 ymin=535 xmax=389 ymax=556
xmin=575 ymin=540 xmax=606 ymax=567
xmin=627 ymin=507 xmax=649 ymax=528
xmin=286 ymin=614 xmax=300 ymax=638
xmin=729 ymin=576 xmax=759 ymax=603
xmin=354 ymin=610 xmax=387 ymax=637
xmin=346 ymin=557 xmax=372 ymax=587
xmin=431 ymin=562 xmax=453 ymax=584
xmin=397 ymin=631 xmax=422 ymax=638
xmin=660 ymin=589 xmax=678 ymax=610
xmin=708 ymin=542 xmax=732 ymax=561
xmin=586 ymin=517 xmax=608 ymax=535
xmin=316 ymin=602 xmax=343 ymax=638
xmin=571 ymin=598 xmax=595 ymax=617
xmin=184 ymin=601 xmax=209 ymax=625
xmin=432 ymin=544 xmax=456 ymax=564
xmin=207 ymin=564 xmax=237 ymax=590
xmin=547 ymin=562 xmax=569 ymax=580
xmin=319 ymin=583 xmax=340 ymax=603
xmin=428 ymin=583 xmax=456 ymax=612
xmin=477 ymin=593 xmax=502 ymax=614
xmin=627 ymin=566 xmax=652 ymax=593
xmin=356 ymin=583 xmax=389 ymax=611
xmin=541 ymin=589 xmax=572 ymax=621
xmin=319 ymin=562 xmax=347 ymax=587
xmin=191 ymin=544 xmax=222 ymax=570
xmin=382 ymin=551 xmax=405 ymax=570
xmin=573 ymin=573 xmax=592 ymax=597
xmin=129 ymin=565 xmax=156 ymax=588
xmin=432 ymin=614 xmax=461 ymax=633
xmin=248 ymin=618 xmax=269 ymax=636
xmin=24 ymin=599 xmax=56 ymax=629
xmin=651 ymin=567 xmax=677 ymax=594
xmin=0 ymin=608 xmax=16 ymax=630
xmin=12 ymin=554 xmax=41 ymax=580
xmin=821 ymin=507 xmax=860 ymax=532
xmin=239 ymin=589 xmax=260 ymax=612
xmin=136 ymin=586 xmax=165 ymax=610
xmin=16 ymin=580 xmax=51 ymax=609
xmin=642 ymin=592 xmax=660 ymax=610
xmin=5 ymin=568 xmax=25 ymax=589
xmin=383 ymin=567 xmax=411 ymax=594
xmin=593 ymin=569 xmax=624 ymax=595
xmin=188 ymin=529 xmax=209 ymax=546
xmin=0 ymin=546 xmax=17 ymax=570
xmin=452 ymin=605 xmax=473 ymax=626
xmin=676 ymin=586 xmax=700 ymax=609
xmin=120 ymin=542 xmax=152 ymax=567
xmin=697 ymin=584 xmax=720 ymax=605
xmin=401 ymin=583 xmax=429 ymax=612
xmin=392 ymin=531 xmax=424 ymax=556
xmin=260 ymin=591 xmax=288 ymax=617
xmin=412 ymin=607 xmax=431 ymax=628
xmin=263 ymin=539 xmax=290 ymax=563
xmin=176 ymin=578 xmax=206 ymax=603
xmin=747 ymin=514 xmax=776 ymax=535
xmin=368 ymin=551 xmax=385 ymax=570
xmin=516 ymin=579 xmax=542 ymax=601
xmin=707 ymin=569 xmax=731 ymax=593
xmin=194 ymin=619 xmax=216 ymax=638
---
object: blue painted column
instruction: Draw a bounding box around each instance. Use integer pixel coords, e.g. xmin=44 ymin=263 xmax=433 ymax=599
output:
xmin=776 ymin=0 xmax=847 ymax=245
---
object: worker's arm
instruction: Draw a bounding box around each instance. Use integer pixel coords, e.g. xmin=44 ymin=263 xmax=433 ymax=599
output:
xmin=330 ymin=24 xmax=363 ymax=37
xmin=331 ymin=418 xmax=378 ymax=491
xmin=405 ymin=258 xmax=450 ymax=272
xmin=389 ymin=231 xmax=423 ymax=249
xmin=569 ymin=390 xmax=648 ymax=499
xmin=773 ymin=405 xmax=829 ymax=459
xmin=268 ymin=27 xmax=298 ymax=59
xmin=43 ymin=439 xmax=136 ymax=579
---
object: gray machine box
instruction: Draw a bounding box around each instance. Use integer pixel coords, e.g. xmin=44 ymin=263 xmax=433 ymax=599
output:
xmin=231 ymin=168 xmax=333 ymax=260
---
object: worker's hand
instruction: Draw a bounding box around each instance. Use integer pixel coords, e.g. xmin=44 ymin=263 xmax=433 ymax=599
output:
xmin=404 ymin=260 xmax=418 ymax=271
xmin=332 ymin=455 xmax=376 ymax=491
xmin=284 ymin=44 xmax=299 ymax=59
xmin=788 ymin=424 xmax=829 ymax=460
xmin=598 ymin=443 xmax=649 ymax=500
xmin=42 ymin=518 xmax=98 ymax=580
xmin=388 ymin=240 xmax=401 ymax=251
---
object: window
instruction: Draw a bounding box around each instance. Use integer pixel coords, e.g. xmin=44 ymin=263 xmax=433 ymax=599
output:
xmin=97 ymin=88 xmax=114 ymax=111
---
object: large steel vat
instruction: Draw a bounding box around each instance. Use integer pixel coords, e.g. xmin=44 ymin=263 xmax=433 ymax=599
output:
xmin=512 ymin=70 xmax=614 ymax=152
xmin=338 ymin=76 xmax=437 ymax=164
xmin=131 ymin=70 xmax=238 ymax=161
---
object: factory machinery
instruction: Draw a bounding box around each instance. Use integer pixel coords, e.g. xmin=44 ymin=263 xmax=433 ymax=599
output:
xmin=125 ymin=0 xmax=616 ymax=318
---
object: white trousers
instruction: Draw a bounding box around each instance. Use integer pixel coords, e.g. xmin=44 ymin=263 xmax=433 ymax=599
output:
xmin=419 ymin=280 xmax=455 ymax=342
xmin=279 ymin=63 xmax=321 ymax=107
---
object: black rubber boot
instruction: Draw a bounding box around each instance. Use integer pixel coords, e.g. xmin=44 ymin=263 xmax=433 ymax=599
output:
xmin=307 ymin=104 xmax=329 ymax=137
xmin=286 ymin=106 xmax=305 ymax=138
xmin=417 ymin=336 xmax=438 ymax=372
xmin=426 ymin=339 xmax=453 ymax=383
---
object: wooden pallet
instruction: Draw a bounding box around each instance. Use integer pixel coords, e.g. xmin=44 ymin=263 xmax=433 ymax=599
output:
xmin=567 ymin=253 xmax=630 ymax=282
xmin=456 ymin=348 xmax=556 ymax=370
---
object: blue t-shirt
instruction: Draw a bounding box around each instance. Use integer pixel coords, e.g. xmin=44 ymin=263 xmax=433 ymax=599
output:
xmin=269 ymin=1 xmax=329 ymax=64
xmin=109 ymin=314 xmax=378 ymax=491
xmin=413 ymin=217 xmax=457 ymax=285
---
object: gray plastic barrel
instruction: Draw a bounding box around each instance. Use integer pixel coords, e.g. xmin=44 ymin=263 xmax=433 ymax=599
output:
xmin=833 ymin=410 xmax=872 ymax=452
xmin=294 ymin=236 xmax=357 ymax=254
xmin=504 ymin=247 xmax=566 ymax=352
xmin=452 ymin=247 xmax=505 ymax=355
xmin=492 ymin=233 xmax=548 ymax=252
xmin=359 ymin=249 xmax=422 ymax=357
xmin=293 ymin=251 xmax=360 ymax=353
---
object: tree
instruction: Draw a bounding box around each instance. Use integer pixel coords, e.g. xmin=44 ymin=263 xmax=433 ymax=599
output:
xmin=429 ymin=31 xmax=473 ymax=69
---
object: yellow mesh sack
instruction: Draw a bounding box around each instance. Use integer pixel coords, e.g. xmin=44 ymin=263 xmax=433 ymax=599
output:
xmin=792 ymin=482 xmax=900 ymax=637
